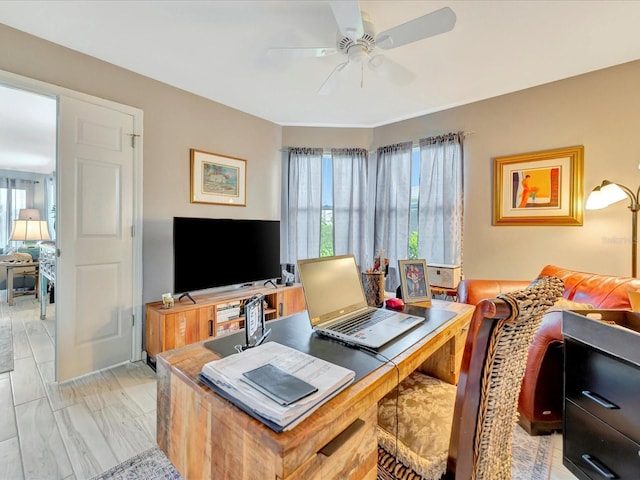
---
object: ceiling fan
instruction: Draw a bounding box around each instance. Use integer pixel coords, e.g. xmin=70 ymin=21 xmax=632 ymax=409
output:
xmin=267 ymin=1 xmax=456 ymax=95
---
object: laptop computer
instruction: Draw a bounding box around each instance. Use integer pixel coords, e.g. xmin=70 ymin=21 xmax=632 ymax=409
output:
xmin=297 ymin=254 xmax=424 ymax=349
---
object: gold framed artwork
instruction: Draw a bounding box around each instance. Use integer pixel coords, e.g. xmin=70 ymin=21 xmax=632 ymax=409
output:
xmin=398 ymin=259 xmax=432 ymax=304
xmin=493 ymin=145 xmax=583 ymax=226
xmin=190 ymin=149 xmax=246 ymax=206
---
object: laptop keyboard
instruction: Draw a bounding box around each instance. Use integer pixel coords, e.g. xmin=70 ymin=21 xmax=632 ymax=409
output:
xmin=328 ymin=309 xmax=395 ymax=335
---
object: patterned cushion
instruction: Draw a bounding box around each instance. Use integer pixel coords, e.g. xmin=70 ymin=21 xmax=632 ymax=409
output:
xmin=377 ymin=372 xmax=456 ymax=479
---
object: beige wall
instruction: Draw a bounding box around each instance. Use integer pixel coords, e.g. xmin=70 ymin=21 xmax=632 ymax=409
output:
xmin=286 ymin=61 xmax=640 ymax=281
xmin=3 ymin=22 xmax=640 ymax=301
xmin=282 ymin=126 xmax=373 ymax=150
xmin=376 ymin=60 xmax=640 ymax=280
xmin=0 ymin=24 xmax=283 ymax=303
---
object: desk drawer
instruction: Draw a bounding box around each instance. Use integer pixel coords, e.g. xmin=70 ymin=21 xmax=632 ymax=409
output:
xmin=565 ymin=339 xmax=640 ymax=440
xmin=288 ymin=405 xmax=377 ymax=480
xmin=564 ymin=402 xmax=640 ymax=479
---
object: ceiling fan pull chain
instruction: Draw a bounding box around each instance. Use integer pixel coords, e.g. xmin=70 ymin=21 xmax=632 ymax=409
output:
xmin=361 ymin=62 xmax=364 ymax=88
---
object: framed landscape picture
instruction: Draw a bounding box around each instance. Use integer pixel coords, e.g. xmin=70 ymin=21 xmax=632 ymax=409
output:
xmin=398 ymin=259 xmax=432 ymax=304
xmin=493 ymin=145 xmax=583 ymax=226
xmin=190 ymin=149 xmax=246 ymax=206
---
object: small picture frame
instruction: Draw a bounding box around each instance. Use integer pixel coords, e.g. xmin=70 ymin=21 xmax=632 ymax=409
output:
xmin=190 ymin=149 xmax=246 ymax=206
xmin=398 ymin=259 xmax=432 ymax=304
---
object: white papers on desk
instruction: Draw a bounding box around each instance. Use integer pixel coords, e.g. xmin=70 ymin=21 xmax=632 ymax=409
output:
xmin=199 ymin=342 xmax=355 ymax=431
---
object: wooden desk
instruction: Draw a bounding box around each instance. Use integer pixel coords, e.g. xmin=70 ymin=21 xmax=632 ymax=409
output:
xmin=156 ymin=300 xmax=474 ymax=480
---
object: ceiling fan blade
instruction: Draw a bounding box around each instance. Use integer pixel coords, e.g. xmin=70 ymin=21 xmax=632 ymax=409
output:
xmin=267 ymin=47 xmax=337 ymax=58
xmin=329 ymin=0 xmax=364 ymax=40
xmin=368 ymin=55 xmax=415 ymax=86
xmin=376 ymin=6 xmax=456 ymax=50
xmin=318 ymin=61 xmax=350 ymax=96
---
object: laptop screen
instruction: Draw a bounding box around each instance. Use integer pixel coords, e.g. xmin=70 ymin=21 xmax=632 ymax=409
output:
xmin=297 ymin=255 xmax=368 ymax=327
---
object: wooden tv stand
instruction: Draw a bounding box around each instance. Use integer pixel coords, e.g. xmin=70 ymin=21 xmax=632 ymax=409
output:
xmin=145 ymin=283 xmax=305 ymax=367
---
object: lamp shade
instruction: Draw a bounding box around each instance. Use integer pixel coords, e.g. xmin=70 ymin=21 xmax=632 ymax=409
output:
xmin=9 ymin=219 xmax=51 ymax=242
xmin=585 ymin=182 xmax=628 ymax=210
xmin=18 ymin=208 xmax=40 ymax=220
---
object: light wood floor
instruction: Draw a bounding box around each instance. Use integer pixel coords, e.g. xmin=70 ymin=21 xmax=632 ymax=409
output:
xmin=1 ymin=295 xmax=575 ymax=479
xmin=1 ymin=295 xmax=156 ymax=480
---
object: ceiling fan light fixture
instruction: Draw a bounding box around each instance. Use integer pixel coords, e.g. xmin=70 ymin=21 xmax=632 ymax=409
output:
xmin=348 ymin=44 xmax=369 ymax=62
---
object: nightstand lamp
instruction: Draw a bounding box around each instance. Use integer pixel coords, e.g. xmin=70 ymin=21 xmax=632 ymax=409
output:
xmin=9 ymin=208 xmax=51 ymax=260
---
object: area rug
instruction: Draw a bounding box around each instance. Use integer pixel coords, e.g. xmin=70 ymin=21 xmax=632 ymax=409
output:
xmin=512 ymin=424 xmax=553 ymax=480
xmin=91 ymin=425 xmax=552 ymax=480
xmin=0 ymin=315 xmax=14 ymax=374
xmin=89 ymin=447 xmax=181 ymax=480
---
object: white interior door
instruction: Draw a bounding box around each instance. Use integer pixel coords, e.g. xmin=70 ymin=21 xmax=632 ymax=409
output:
xmin=56 ymin=95 xmax=135 ymax=381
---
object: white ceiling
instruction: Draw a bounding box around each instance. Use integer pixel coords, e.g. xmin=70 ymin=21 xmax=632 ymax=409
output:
xmin=2 ymin=0 xmax=640 ymax=132
xmin=0 ymin=85 xmax=56 ymax=174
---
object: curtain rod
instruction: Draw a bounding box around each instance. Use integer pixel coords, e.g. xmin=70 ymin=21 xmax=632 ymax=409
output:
xmin=281 ymin=131 xmax=475 ymax=153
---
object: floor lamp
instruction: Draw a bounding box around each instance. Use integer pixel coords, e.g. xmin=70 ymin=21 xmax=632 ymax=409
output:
xmin=585 ymin=180 xmax=640 ymax=277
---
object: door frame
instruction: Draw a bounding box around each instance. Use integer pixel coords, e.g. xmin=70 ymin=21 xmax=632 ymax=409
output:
xmin=0 ymin=69 xmax=144 ymax=363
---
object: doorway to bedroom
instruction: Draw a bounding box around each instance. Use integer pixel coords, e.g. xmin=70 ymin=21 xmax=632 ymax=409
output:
xmin=0 ymin=84 xmax=56 ymax=376
xmin=0 ymin=72 xmax=144 ymax=382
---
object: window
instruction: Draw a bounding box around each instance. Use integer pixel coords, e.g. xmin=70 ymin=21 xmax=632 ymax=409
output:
xmin=319 ymin=148 xmax=422 ymax=259
xmin=0 ymin=184 xmax=27 ymax=250
xmin=408 ymin=148 xmax=420 ymax=258
xmin=320 ymin=154 xmax=333 ymax=257
xmin=283 ymin=133 xmax=463 ymax=281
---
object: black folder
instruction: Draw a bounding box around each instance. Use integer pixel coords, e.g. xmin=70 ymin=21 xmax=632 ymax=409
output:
xmin=197 ymin=373 xmax=286 ymax=432
xmin=241 ymin=363 xmax=318 ymax=406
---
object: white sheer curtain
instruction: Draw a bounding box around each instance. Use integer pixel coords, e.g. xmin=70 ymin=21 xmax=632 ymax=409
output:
xmin=0 ymin=177 xmax=37 ymax=250
xmin=418 ymin=133 xmax=464 ymax=267
xmin=281 ymin=148 xmax=323 ymax=263
xmin=331 ymin=148 xmax=369 ymax=270
xmin=45 ymin=176 xmax=56 ymax=239
xmin=373 ymin=142 xmax=413 ymax=290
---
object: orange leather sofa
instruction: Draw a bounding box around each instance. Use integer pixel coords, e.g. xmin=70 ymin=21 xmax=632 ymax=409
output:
xmin=457 ymin=264 xmax=640 ymax=435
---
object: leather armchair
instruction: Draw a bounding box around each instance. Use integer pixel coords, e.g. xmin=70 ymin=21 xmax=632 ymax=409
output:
xmin=458 ymin=265 xmax=640 ymax=435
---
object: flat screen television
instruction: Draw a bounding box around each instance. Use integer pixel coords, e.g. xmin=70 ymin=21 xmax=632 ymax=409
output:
xmin=173 ymin=217 xmax=281 ymax=294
